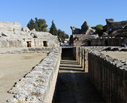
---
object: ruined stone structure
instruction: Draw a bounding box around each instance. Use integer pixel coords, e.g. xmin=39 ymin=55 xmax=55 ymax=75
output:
xmin=0 ymin=22 xmax=59 ymax=48
xmin=70 ymin=26 xmax=80 ymax=34
xmin=106 ymin=19 xmax=127 ymax=33
xmin=105 ymin=19 xmax=127 ymax=38
xmin=70 ymin=21 xmax=99 ymax=46
xmin=74 ymin=46 xmax=127 ymax=102
xmin=70 ymin=19 xmax=127 ymax=46
xmin=70 ymin=21 xmax=96 ymax=35
xmin=1 ymin=45 xmax=127 ymax=102
xmin=1 ymin=20 xmax=127 ymax=102
xmin=6 ymin=48 xmax=61 ymax=102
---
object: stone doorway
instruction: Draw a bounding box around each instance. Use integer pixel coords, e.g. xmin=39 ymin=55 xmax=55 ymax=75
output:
xmin=105 ymin=40 xmax=108 ymax=46
xmin=43 ymin=41 xmax=48 ymax=47
xmin=87 ymin=40 xmax=91 ymax=46
xmin=27 ymin=41 xmax=31 ymax=47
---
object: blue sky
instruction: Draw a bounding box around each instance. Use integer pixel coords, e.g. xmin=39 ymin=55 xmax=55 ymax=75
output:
xmin=0 ymin=0 xmax=127 ymax=36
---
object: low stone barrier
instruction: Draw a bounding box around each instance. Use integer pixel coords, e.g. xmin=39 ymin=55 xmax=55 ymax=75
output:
xmin=0 ymin=47 xmax=53 ymax=54
xmin=6 ymin=48 xmax=61 ymax=103
xmin=75 ymin=46 xmax=127 ymax=102
xmin=103 ymin=47 xmax=127 ymax=51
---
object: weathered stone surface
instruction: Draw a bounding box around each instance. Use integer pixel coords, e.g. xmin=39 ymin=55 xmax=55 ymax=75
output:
xmin=70 ymin=21 xmax=99 ymax=46
xmin=6 ymin=48 xmax=61 ymax=103
xmin=75 ymin=46 xmax=127 ymax=102
xmin=80 ymin=21 xmax=89 ymax=34
xmin=0 ymin=21 xmax=60 ymax=48
xmin=0 ymin=21 xmax=21 ymax=33
xmin=70 ymin=26 xmax=80 ymax=34
xmin=0 ymin=47 xmax=52 ymax=54
xmin=21 ymin=26 xmax=30 ymax=32
xmin=106 ymin=18 xmax=127 ymax=37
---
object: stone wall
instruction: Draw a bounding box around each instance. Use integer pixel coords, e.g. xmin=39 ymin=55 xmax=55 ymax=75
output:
xmin=0 ymin=21 xmax=21 ymax=33
xmin=6 ymin=48 xmax=61 ymax=103
xmin=106 ymin=19 xmax=127 ymax=33
xmin=0 ymin=47 xmax=53 ymax=54
xmin=0 ymin=21 xmax=60 ymax=48
xmin=73 ymin=36 xmax=125 ymax=46
xmin=75 ymin=46 xmax=127 ymax=102
xmin=0 ymin=38 xmax=59 ymax=48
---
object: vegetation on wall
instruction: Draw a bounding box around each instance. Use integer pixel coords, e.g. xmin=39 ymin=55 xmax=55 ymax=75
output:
xmin=92 ymin=24 xmax=104 ymax=36
xmin=91 ymin=24 xmax=103 ymax=31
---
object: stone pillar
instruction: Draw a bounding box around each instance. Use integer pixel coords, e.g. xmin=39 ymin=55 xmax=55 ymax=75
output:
xmin=81 ymin=47 xmax=85 ymax=70
xmin=84 ymin=49 xmax=88 ymax=72
xmin=79 ymin=47 xmax=82 ymax=66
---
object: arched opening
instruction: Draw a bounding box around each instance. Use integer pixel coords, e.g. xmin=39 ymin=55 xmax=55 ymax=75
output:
xmin=43 ymin=41 xmax=48 ymax=47
xmin=105 ymin=40 xmax=108 ymax=46
xmin=27 ymin=41 xmax=31 ymax=47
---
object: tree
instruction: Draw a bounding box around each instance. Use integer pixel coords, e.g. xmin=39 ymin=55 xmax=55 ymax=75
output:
xmin=91 ymin=26 xmax=96 ymax=29
xmin=92 ymin=24 xmax=104 ymax=36
xmin=27 ymin=19 xmax=35 ymax=30
xmin=58 ymin=29 xmax=69 ymax=43
xmin=95 ymin=24 xmax=103 ymax=31
xmin=27 ymin=18 xmax=48 ymax=32
xmin=49 ymin=20 xmax=58 ymax=35
xmin=69 ymin=35 xmax=73 ymax=45
xmin=34 ymin=17 xmax=39 ymax=31
xmin=37 ymin=19 xmax=48 ymax=32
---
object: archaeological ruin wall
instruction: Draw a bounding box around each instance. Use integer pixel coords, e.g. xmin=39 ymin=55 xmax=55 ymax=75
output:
xmin=0 ymin=22 xmax=59 ymax=48
xmin=0 ymin=47 xmax=53 ymax=54
xmin=6 ymin=47 xmax=61 ymax=103
xmin=74 ymin=46 xmax=127 ymax=102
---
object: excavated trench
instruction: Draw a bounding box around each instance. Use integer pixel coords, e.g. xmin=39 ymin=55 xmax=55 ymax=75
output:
xmin=53 ymin=48 xmax=105 ymax=103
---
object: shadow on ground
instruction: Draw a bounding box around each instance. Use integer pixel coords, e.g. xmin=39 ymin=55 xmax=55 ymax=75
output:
xmin=53 ymin=55 xmax=105 ymax=103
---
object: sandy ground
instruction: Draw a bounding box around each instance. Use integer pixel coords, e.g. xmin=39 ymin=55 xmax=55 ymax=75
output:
xmin=0 ymin=53 xmax=47 ymax=103
xmin=0 ymin=47 xmax=28 ymax=51
xmin=101 ymin=51 xmax=127 ymax=61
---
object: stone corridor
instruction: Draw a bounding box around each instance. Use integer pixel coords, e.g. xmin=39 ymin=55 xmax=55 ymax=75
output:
xmin=53 ymin=57 xmax=105 ymax=103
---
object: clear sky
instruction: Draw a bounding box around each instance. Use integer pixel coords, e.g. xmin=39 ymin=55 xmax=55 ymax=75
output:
xmin=0 ymin=0 xmax=127 ymax=36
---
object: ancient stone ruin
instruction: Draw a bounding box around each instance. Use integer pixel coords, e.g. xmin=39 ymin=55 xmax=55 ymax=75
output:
xmin=106 ymin=19 xmax=127 ymax=37
xmin=0 ymin=21 xmax=59 ymax=48
xmin=70 ymin=19 xmax=127 ymax=46
xmin=70 ymin=21 xmax=99 ymax=46
xmin=6 ymin=48 xmax=61 ymax=103
xmin=70 ymin=21 xmax=97 ymax=36
xmin=1 ymin=20 xmax=127 ymax=103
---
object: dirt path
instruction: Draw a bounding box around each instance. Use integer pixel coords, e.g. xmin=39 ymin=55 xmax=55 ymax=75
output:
xmin=54 ymin=58 xmax=105 ymax=103
xmin=0 ymin=53 xmax=47 ymax=103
